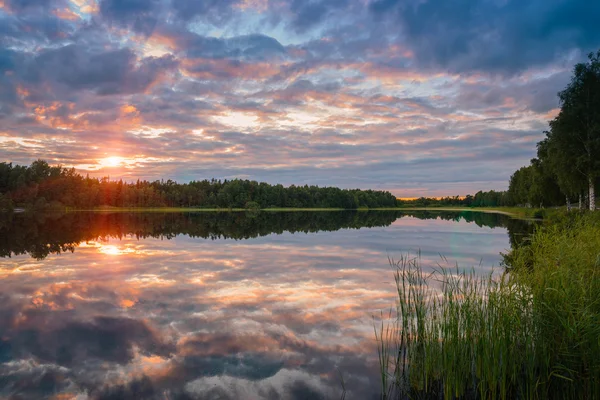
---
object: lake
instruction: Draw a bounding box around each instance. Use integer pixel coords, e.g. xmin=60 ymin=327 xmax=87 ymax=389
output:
xmin=0 ymin=211 xmax=533 ymax=399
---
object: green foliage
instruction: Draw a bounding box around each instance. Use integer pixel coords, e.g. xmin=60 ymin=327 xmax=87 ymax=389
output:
xmin=244 ymin=201 xmax=261 ymax=210
xmin=503 ymin=50 xmax=600 ymax=210
xmin=554 ymin=51 xmax=600 ymax=183
xmin=378 ymin=256 xmax=535 ymax=399
xmin=508 ymin=212 xmax=600 ymax=396
xmin=532 ymin=209 xmax=545 ymax=219
xmin=378 ymin=212 xmax=600 ymax=399
xmin=0 ymin=160 xmax=398 ymax=210
xmin=507 ymin=160 xmax=563 ymax=208
xmin=0 ymin=193 xmax=13 ymax=212
xmin=530 ymin=51 xmax=600 ymax=210
xmin=398 ymin=191 xmax=512 ymax=208
xmin=537 ymin=136 xmax=586 ymax=200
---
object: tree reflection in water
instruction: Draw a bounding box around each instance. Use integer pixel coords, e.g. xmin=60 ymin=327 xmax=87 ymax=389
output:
xmin=0 ymin=210 xmax=534 ymax=259
xmin=0 ymin=210 xmax=534 ymax=399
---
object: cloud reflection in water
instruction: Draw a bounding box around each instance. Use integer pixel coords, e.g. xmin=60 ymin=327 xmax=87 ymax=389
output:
xmin=0 ymin=211 xmax=530 ymax=399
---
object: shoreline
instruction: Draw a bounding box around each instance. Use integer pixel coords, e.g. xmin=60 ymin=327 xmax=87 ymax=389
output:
xmin=56 ymin=206 xmax=526 ymax=217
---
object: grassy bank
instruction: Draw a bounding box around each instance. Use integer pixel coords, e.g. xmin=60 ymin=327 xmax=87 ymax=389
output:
xmin=396 ymin=206 xmax=522 ymax=217
xmin=377 ymin=211 xmax=600 ymax=399
xmin=396 ymin=206 xmax=570 ymax=219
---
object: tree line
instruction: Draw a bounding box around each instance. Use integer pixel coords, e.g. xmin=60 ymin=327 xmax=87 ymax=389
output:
xmin=402 ymin=51 xmax=600 ymax=210
xmin=0 ymin=160 xmax=398 ymax=210
xmin=508 ymin=51 xmax=600 ymax=210
xmin=398 ymin=190 xmax=512 ymax=208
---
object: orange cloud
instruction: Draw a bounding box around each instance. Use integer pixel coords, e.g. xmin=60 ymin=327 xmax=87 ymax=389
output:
xmin=541 ymin=107 xmax=560 ymax=120
xmin=120 ymin=298 xmax=136 ymax=308
xmin=70 ymin=0 xmax=98 ymax=13
xmin=53 ymin=7 xmax=81 ymax=21
xmin=121 ymin=104 xmax=139 ymax=116
xmin=16 ymin=85 xmax=30 ymax=99
xmin=32 ymin=102 xmax=76 ymax=129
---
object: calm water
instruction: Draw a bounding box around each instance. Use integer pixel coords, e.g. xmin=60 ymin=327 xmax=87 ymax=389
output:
xmin=0 ymin=211 xmax=532 ymax=399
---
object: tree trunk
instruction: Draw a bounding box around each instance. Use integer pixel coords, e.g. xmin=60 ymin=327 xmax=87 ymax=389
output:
xmin=590 ymin=176 xmax=596 ymax=211
xmin=579 ymin=193 xmax=583 ymax=210
xmin=586 ymin=192 xmax=590 ymax=209
xmin=566 ymin=195 xmax=572 ymax=211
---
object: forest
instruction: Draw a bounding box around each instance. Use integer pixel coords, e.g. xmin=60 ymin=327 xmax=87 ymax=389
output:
xmin=397 ymin=191 xmax=512 ymax=208
xmin=0 ymin=161 xmax=398 ymax=210
xmin=0 ymin=159 xmax=522 ymax=211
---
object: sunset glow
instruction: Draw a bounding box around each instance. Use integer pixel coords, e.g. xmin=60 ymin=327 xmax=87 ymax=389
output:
xmin=97 ymin=244 xmax=133 ymax=256
xmin=99 ymin=156 xmax=126 ymax=168
xmin=1 ymin=0 xmax=597 ymax=196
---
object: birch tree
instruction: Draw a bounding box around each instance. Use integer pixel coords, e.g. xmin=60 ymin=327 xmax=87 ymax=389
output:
xmin=551 ymin=51 xmax=600 ymax=211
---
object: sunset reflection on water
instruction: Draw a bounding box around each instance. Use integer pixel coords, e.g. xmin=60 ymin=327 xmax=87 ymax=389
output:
xmin=0 ymin=211 xmax=526 ymax=399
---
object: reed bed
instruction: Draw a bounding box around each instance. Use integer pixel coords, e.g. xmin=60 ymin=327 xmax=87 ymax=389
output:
xmin=377 ymin=212 xmax=600 ymax=399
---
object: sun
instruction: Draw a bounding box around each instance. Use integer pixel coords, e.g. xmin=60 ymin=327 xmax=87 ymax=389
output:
xmin=99 ymin=156 xmax=125 ymax=168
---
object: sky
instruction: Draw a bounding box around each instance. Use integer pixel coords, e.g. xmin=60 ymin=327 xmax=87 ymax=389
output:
xmin=1 ymin=0 xmax=599 ymax=197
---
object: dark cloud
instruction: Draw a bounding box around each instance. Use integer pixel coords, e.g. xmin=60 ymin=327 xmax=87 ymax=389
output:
xmin=157 ymin=25 xmax=286 ymax=61
xmin=369 ymin=0 xmax=600 ymax=74
xmin=4 ymin=0 xmax=62 ymax=12
xmin=0 ymin=365 xmax=72 ymax=399
xmin=96 ymin=376 xmax=157 ymax=400
xmin=171 ymin=0 xmax=241 ymax=24
xmin=287 ymin=0 xmax=350 ymax=33
xmin=455 ymin=71 xmax=570 ymax=113
xmin=20 ymin=44 xmax=177 ymax=96
xmin=222 ymin=34 xmax=286 ymax=60
xmin=99 ymin=0 xmax=160 ymax=35
xmin=4 ymin=315 xmax=173 ymax=367
xmin=0 ymin=12 xmax=75 ymax=45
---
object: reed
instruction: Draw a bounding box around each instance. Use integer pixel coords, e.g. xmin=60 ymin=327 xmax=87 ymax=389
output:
xmin=377 ymin=212 xmax=600 ymax=399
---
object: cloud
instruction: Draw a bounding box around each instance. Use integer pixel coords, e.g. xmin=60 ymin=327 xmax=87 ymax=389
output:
xmin=369 ymin=0 xmax=600 ymax=74
xmin=19 ymin=44 xmax=177 ymax=97
xmin=157 ymin=26 xmax=286 ymax=61
xmin=99 ymin=0 xmax=160 ymax=35
xmin=3 ymin=314 xmax=173 ymax=367
xmin=1 ymin=0 xmax=599 ymax=196
xmin=95 ymin=375 xmax=158 ymax=400
xmin=171 ymin=0 xmax=241 ymax=24
xmin=455 ymin=70 xmax=571 ymax=114
xmin=0 ymin=11 xmax=75 ymax=45
xmin=185 ymin=369 xmax=335 ymax=400
xmin=3 ymin=0 xmax=64 ymax=12
xmin=288 ymin=0 xmax=348 ymax=33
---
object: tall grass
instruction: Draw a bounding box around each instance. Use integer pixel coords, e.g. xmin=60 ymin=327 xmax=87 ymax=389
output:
xmin=377 ymin=212 xmax=600 ymax=399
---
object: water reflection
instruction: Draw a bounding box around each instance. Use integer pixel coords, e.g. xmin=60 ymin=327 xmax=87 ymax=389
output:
xmin=0 ymin=211 xmax=533 ymax=260
xmin=0 ymin=211 xmax=534 ymax=399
